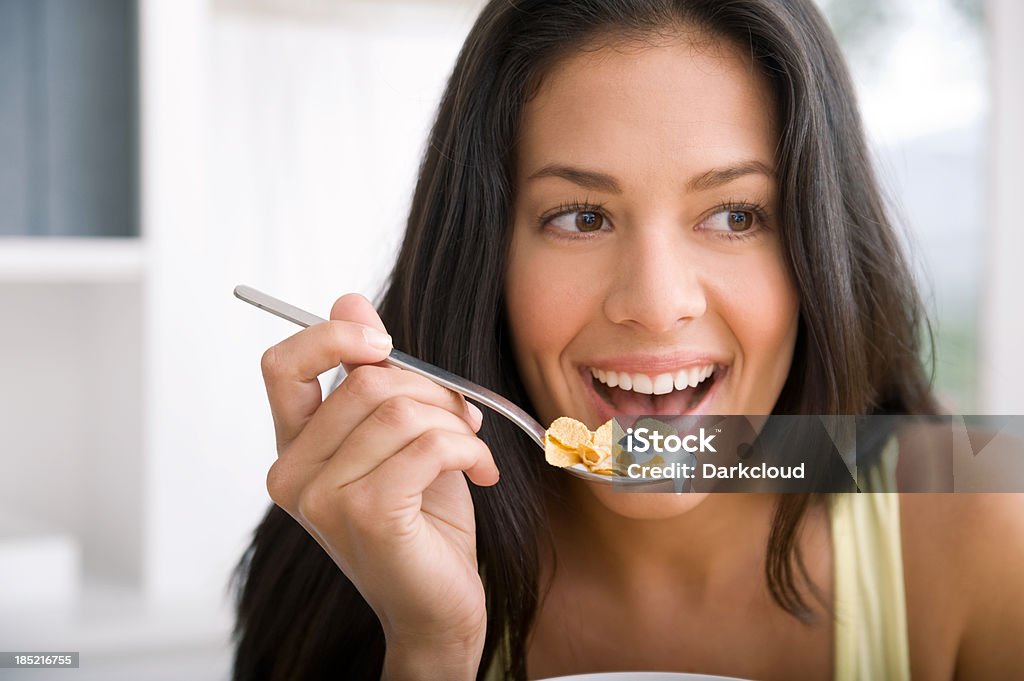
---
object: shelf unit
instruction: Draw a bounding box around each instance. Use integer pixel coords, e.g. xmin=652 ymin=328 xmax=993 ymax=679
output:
xmin=0 ymin=237 xmax=144 ymax=282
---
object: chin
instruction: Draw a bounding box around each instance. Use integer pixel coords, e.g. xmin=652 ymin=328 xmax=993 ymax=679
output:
xmin=583 ymin=482 xmax=712 ymax=520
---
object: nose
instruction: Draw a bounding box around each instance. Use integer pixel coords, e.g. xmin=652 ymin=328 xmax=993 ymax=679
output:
xmin=603 ymin=226 xmax=708 ymax=334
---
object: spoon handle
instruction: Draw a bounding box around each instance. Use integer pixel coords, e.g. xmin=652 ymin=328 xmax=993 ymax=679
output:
xmin=233 ymin=285 xmax=547 ymax=448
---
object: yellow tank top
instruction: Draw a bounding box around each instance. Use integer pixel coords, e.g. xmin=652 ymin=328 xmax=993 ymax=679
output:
xmin=832 ymin=435 xmax=911 ymax=681
xmin=484 ymin=441 xmax=911 ymax=681
xmin=831 ymin=492 xmax=910 ymax=680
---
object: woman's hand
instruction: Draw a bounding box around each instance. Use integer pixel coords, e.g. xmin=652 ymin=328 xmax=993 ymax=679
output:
xmin=259 ymin=293 xmax=499 ymax=681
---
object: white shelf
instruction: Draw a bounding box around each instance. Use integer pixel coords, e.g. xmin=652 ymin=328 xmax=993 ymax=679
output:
xmin=0 ymin=237 xmax=144 ymax=283
xmin=0 ymin=578 xmax=234 ymax=666
xmin=0 ymin=534 xmax=81 ymax=609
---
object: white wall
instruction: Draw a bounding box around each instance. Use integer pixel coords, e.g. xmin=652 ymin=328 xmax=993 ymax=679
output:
xmin=139 ymin=0 xmax=485 ymax=607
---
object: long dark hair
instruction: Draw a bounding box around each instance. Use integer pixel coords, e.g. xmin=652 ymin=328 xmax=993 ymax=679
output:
xmin=231 ymin=1 xmax=939 ymax=679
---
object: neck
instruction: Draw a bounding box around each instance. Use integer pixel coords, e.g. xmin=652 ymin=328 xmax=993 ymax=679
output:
xmin=548 ymin=483 xmax=783 ymax=593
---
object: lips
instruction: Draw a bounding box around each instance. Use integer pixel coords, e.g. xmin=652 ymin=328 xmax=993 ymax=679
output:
xmin=580 ymin=360 xmax=727 ymax=422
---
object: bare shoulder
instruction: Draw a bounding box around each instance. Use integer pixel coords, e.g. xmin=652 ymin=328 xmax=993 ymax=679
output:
xmin=901 ymin=492 xmax=1024 ymax=586
xmin=902 ymin=491 xmax=1024 ymax=541
xmin=900 ymin=493 xmax=1024 ymax=678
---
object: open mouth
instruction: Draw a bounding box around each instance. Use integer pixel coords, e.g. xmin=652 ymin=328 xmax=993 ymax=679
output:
xmin=586 ymin=364 xmax=723 ymax=416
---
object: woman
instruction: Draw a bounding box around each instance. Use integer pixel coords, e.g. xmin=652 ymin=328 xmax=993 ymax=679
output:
xmin=231 ymin=1 xmax=1024 ymax=679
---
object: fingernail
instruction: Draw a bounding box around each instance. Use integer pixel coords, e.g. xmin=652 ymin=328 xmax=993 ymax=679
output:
xmin=467 ymin=402 xmax=484 ymax=430
xmin=362 ymin=327 xmax=393 ymax=351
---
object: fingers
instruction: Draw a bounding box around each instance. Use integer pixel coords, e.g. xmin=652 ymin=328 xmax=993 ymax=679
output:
xmin=268 ymin=409 xmax=497 ymax=525
xmin=330 ymin=294 xmax=389 ymax=374
xmin=292 ymin=430 xmax=498 ymax=530
xmin=366 ymin=430 xmax=500 ymax=496
xmin=283 ymin=365 xmax=484 ymax=465
xmin=262 ymin=318 xmax=393 ymax=449
xmin=313 ymin=401 xmax=481 ymax=490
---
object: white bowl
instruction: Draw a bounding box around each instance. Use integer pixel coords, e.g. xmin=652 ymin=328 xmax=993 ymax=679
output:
xmin=539 ymin=673 xmax=755 ymax=681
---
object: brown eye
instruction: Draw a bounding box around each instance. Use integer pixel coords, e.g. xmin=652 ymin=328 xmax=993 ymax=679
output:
xmin=575 ymin=211 xmax=604 ymax=232
xmin=698 ymin=206 xmax=762 ymax=238
xmin=546 ymin=206 xmax=610 ymax=235
xmin=727 ymin=210 xmax=753 ymax=231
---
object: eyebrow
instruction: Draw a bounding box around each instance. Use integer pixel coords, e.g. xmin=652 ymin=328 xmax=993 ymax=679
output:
xmin=526 ymin=160 xmax=774 ymax=193
xmin=687 ymin=160 xmax=774 ymax=191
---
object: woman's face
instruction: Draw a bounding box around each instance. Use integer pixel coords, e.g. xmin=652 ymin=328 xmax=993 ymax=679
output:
xmin=505 ymin=33 xmax=800 ymax=516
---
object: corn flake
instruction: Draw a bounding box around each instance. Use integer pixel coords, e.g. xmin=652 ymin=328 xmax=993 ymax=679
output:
xmin=543 ymin=417 xmax=620 ymax=475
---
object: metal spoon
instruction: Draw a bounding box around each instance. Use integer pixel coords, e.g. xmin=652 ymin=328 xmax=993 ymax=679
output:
xmin=235 ymin=285 xmax=662 ymax=486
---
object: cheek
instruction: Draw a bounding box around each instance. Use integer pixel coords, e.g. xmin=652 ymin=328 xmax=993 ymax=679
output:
xmin=505 ymin=229 xmax=601 ymax=369
xmin=709 ymin=249 xmax=799 ymax=407
xmin=506 ymin=227 xmax=611 ymax=425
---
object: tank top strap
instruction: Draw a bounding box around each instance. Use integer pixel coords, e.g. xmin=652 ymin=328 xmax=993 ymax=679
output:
xmin=831 ymin=437 xmax=911 ymax=680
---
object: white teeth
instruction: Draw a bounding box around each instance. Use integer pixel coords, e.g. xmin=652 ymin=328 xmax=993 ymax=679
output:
xmin=673 ymin=369 xmax=689 ymax=391
xmin=632 ymin=374 xmax=654 ymax=394
xmin=591 ymin=364 xmax=717 ymax=395
xmin=652 ymin=373 xmax=674 ymax=395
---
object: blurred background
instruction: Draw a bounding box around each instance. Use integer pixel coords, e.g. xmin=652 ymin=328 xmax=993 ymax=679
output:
xmin=0 ymin=0 xmax=1020 ymax=678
